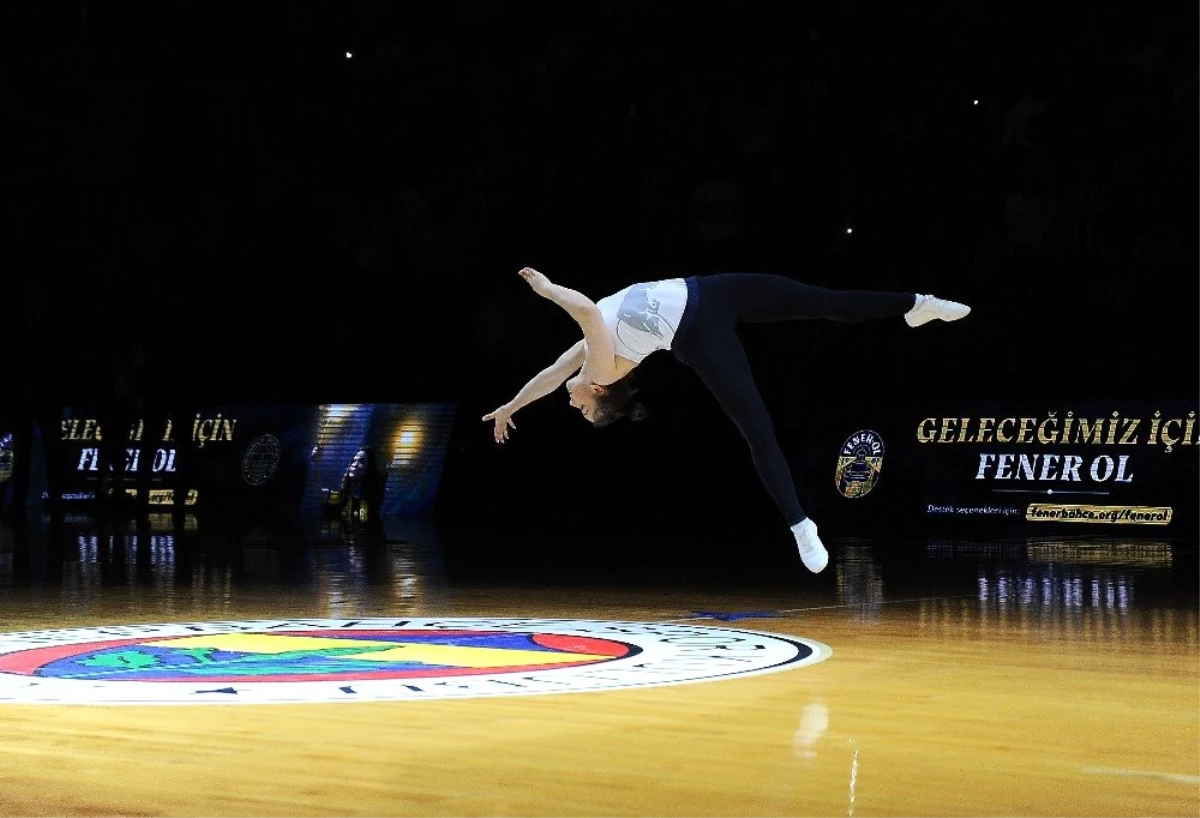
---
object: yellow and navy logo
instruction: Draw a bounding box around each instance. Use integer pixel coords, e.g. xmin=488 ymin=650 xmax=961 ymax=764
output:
xmin=835 ymin=429 xmax=885 ymax=499
xmin=0 ymin=619 xmax=831 ymax=704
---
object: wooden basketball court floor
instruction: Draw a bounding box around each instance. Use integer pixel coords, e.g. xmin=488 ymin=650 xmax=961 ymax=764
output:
xmin=0 ymin=512 xmax=1196 ymax=818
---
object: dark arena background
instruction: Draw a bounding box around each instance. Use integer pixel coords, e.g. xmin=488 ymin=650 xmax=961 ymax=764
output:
xmin=1 ymin=2 xmax=1197 ymax=817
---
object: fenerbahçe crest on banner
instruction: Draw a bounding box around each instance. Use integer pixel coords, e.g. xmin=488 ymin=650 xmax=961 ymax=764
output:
xmin=835 ymin=430 xmax=885 ymax=499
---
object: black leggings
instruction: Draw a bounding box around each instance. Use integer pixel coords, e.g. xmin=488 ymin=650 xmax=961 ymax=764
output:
xmin=671 ymin=274 xmax=916 ymax=526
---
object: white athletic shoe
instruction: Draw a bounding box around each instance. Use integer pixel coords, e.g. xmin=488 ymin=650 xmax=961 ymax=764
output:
xmin=793 ymin=518 xmax=828 ymax=573
xmin=905 ymin=294 xmax=971 ymax=327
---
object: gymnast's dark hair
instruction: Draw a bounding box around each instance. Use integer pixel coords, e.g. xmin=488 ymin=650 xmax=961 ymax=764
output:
xmin=592 ymin=374 xmax=648 ymax=428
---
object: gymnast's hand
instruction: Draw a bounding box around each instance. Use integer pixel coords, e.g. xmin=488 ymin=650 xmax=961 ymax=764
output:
xmin=482 ymin=404 xmax=517 ymax=444
xmin=518 ymin=267 xmax=552 ymax=296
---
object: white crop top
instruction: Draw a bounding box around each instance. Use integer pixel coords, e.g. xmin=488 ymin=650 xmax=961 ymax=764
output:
xmin=594 ymin=278 xmax=689 ymax=363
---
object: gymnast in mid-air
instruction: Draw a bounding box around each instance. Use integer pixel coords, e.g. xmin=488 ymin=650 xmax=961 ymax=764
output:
xmin=484 ymin=267 xmax=970 ymax=573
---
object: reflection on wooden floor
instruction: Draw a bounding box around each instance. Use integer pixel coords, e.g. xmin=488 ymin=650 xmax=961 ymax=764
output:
xmin=0 ymin=512 xmax=1196 ymax=817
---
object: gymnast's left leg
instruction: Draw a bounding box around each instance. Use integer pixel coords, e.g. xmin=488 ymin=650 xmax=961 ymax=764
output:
xmin=681 ymin=322 xmax=829 ymax=573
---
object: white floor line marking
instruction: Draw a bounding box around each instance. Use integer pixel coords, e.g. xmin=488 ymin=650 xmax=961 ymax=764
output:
xmin=1082 ymin=767 xmax=1200 ymax=785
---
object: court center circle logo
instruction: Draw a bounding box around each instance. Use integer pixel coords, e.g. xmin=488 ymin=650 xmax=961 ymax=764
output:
xmin=0 ymin=618 xmax=831 ymax=705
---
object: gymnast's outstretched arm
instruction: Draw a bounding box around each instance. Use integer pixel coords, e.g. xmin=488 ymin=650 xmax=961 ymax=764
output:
xmin=516 ymin=267 xmax=619 ymax=385
xmin=482 ymin=340 xmax=585 ymax=444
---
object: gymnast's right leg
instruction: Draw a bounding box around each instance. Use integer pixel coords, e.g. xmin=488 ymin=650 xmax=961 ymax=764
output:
xmin=700 ymin=273 xmax=969 ymax=326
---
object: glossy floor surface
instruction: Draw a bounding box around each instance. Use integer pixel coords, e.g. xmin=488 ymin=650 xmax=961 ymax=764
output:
xmin=0 ymin=512 xmax=1196 ymax=817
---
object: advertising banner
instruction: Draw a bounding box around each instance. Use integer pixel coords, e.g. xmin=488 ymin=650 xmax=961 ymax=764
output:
xmin=821 ymin=399 xmax=1198 ymax=536
xmin=41 ymin=403 xmax=457 ymax=518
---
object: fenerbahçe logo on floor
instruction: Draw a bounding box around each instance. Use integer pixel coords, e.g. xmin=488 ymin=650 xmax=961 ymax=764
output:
xmin=0 ymin=618 xmax=831 ymax=704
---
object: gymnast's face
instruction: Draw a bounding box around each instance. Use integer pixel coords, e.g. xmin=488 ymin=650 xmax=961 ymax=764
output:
xmin=566 ymin=377 xmax=605 ymax=424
